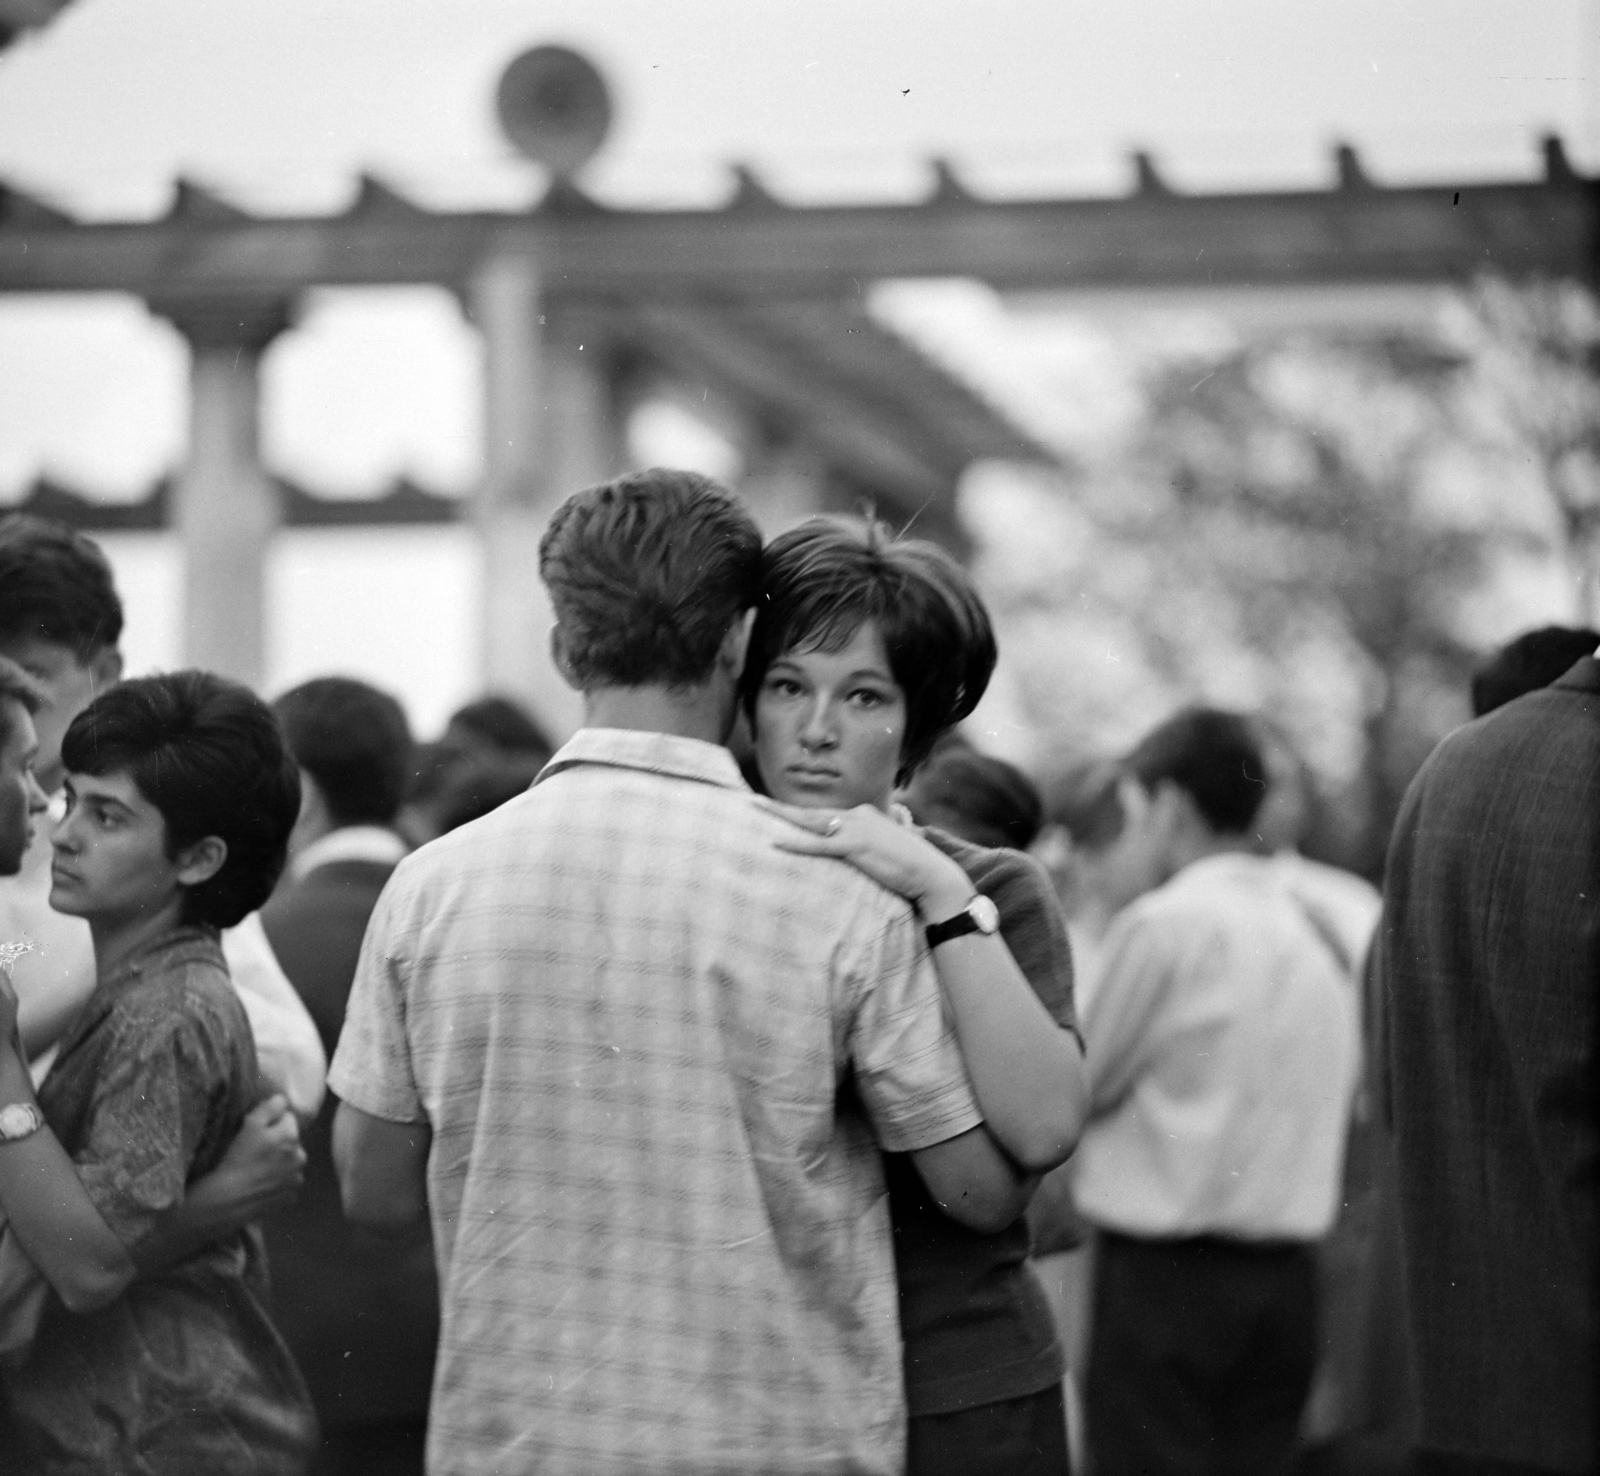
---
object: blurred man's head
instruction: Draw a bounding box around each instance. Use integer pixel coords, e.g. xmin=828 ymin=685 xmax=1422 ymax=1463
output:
xmin=273 ymin=677 xmax=413 ymax=856
xmin=539 ymin=469 xmax=763 ymax=735
xmin=1248 ymin=718 xmax=1313 ymax=854
xmin=1111 ymin=707 xmax=1269 ymax=897
xmin=442 ymin=695 xmax=552 ymax=769
xmin=0 ymin=655 xmax=49 ymax=875
xmin=1036 ymin=757 xmax=1150 ymax=926
xmin=1470 ymin=625 xmax=1600 ymax=717
xmin=433 ymin=753 xmax=547 ymax=836
xmin=901 ymin=742 xmax=1042 ymax=851
xmin=0 ymin=516 xmax=124 ymax=793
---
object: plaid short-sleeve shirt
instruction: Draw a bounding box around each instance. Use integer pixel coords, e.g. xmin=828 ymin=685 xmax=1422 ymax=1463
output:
xmin=329 ymin=729 xmax=981 ymax=1476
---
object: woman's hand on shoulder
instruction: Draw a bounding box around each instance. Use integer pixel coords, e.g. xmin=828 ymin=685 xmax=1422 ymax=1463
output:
xmin=753 ymin=798 xmax=971 ymax=915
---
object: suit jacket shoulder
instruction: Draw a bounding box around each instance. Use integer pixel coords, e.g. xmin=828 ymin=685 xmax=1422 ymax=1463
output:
xmin=261 ymin=860 xmax=397 ymax=1057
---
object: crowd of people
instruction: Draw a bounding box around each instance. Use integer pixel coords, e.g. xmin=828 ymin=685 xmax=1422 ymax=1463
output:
xmin=0 ymin=471 xmax=1593 ymax=1476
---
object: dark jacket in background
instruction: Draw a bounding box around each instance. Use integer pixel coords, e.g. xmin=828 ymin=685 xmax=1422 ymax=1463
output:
xmin=260 ymin=852 xmax=440 ymax=1438
xmin=1376 ymin=656 xmax=1599 ymax=1474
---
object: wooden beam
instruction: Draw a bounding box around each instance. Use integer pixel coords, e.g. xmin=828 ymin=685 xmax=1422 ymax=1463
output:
xmin=0 ymin=171 xmax=1592 ymax=298
xmin=632 ymin=304 xmax=962 ymax=511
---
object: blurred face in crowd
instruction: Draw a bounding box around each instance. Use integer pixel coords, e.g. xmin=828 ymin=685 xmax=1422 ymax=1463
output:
xmin=0 ymin=635 xmax=122 ymax=794
xmin=1250 ymin=736 xmax=1310 ymax=854
xmin=0 ymin=701 xmax=49 ymax=876
xmin=1087 ymin=776 xmax=1182 ymax=914
xmin=753 ymin=621 xmax=907 ymax=813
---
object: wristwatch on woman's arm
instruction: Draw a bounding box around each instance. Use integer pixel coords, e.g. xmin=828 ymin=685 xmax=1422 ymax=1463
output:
xmin=924 ymin=896 xmax=1000 ymax=949
xmin=0 ymin=1103 xmax=45 ymax=1142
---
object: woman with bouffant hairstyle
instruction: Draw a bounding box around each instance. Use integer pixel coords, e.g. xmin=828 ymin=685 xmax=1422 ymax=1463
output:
xmin=745 ymin=517 xmax=1089 ymax=1476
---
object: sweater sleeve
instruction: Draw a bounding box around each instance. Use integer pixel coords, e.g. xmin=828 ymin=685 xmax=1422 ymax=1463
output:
xmin=922 ymin=827 xmax=1080 ymax=1042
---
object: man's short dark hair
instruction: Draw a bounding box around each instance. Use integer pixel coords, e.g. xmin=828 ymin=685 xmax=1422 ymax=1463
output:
xmin=1125 ymin=706 xmax=1268 ymax=836
xmin=903 ymin=741 xmax=1043 ymax=851
xmin=445 ymin=695 xmax=551 ymax=760
xmin=742 ymin=517 xmax=997 ymax=785
xmin=274 ymin=676 xmax=413 ymax=828
xmin=61 ymin=671 xmax=301 ymax=929
xmin=1039 ymin=758 xmax=1127 ymax=852
xmin=538 ymin=469 xmax=763 ymax=689
xmin=0 ymin=515 xmax=124 ymax=659
xmin=1470 ymin=625 xmax=1600 ymax=717
xmin=435 ymin=754 xmax=546 ymax=835
xmin=0 ymin=654 xmax=43 ymax=750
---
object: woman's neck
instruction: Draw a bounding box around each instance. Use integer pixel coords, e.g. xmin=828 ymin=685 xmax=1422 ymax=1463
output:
xmin=89 ymin=897 xmax=188 ymax=982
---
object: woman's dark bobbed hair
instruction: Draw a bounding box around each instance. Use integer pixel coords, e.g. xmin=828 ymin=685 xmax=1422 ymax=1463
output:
xmin=61 ymin=670 xmax=301 ymax=929
xmin=743 ymin=517 xmax=998 ymax=785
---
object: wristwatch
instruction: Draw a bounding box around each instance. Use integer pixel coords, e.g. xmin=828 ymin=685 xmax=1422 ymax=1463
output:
xmin=0 ymin=1102 xmax=45 ymax=1143
xmin=924 ymin=895 xmax=1001 ymax=949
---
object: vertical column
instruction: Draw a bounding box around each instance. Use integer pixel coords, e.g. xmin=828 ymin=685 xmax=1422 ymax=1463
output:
xmin=468 ymin=252 xmax=623 ymax=742
xmin=152 ymin=295 xmax=293 ymax=691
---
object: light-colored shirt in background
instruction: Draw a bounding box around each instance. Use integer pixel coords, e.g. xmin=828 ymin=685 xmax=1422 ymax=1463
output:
xmin=287 ymin=823 xmax=408 ymax=884
xmin=0 ymin=795 xmax=327 ymax=1115
xmin=330 ymin=728 xmax=982 ymax=1476
xmin=1072 ymin=851 xmax=1359 ymax=1243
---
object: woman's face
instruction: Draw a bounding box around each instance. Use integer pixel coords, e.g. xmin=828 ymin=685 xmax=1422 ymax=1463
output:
xmin=753 ymin=620 xmax=907 ymax=812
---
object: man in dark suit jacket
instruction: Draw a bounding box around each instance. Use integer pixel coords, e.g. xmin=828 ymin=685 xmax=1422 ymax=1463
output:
xmin=1375 ymin=647 xmax=1598 ymax=1476
xmin=262 ymin=677 xmax=439 ymax=1476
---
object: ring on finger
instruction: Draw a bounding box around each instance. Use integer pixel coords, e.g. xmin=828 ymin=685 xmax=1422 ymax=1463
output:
xmin=825 ymin=815 xmax=842 ymax=836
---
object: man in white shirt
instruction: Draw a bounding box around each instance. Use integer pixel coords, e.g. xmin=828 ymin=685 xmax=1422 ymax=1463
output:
xmin=0 ymin=515 xmax=325 ymax=1115
xmin=1072 ymin=707 xmax=1359 ymax=1476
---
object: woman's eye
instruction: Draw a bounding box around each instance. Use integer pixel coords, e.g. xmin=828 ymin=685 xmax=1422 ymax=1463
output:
xmin=768 ymin=678 xmax=803 ymax=697
xmin=850 ymin=688 xmax=887 ymax=707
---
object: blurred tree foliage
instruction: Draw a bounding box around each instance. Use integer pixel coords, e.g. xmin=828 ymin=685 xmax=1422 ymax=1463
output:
xmin=965 ymin=278 xmax=1599 ymax=878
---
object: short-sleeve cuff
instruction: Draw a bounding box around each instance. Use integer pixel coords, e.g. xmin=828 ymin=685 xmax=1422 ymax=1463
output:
xmin=73 ymin=1158 xmax=167 ymax=1251
xmin=325 ymin=1061 xmax=428 ymax=1126
xmin=864 ymin=1086 xmax=984 ymax=1155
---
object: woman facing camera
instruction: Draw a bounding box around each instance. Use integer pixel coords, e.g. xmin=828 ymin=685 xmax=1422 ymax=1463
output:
xmin=744 ymin=518 xmax=1089 ymax=1476
xmin=0 ymin=672 xmax=316 ymax=1474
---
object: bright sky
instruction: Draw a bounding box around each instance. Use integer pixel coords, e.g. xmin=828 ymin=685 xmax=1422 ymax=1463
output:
xmin=0 ymin=0 xmax=1592 ymax=730
xmin=0 ymin=0 xmax=1592 ymax=498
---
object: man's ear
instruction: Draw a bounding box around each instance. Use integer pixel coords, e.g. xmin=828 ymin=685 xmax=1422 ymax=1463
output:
xmin=1114 ymin=773 xmax=1149 ymax=829
xmin=88 ymin=645 xmax=123 ymax=691
xmin=174 ymin=834 xmax=227 ymax=889
xmin=289 ymin=770 xmax=332 ymax=856
xmin=1154 ymin=780 xmax=1211 ymax=851
xmin=719 ymin=608 xmax=758 ymax=681
xmin=549 ymin=624 xmax=579 ymax=690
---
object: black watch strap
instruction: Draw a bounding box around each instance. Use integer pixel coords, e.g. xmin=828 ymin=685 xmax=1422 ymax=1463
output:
xmin=924 ymin=895 xmax=999 ymax=949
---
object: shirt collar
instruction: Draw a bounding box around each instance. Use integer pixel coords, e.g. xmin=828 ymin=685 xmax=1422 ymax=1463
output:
xmin=536 ymin=728 xmax=749 ymax=794
xmin=1554 ymin=654 xmax=1600 ymax=694
xmin=290 ymin=825 xmax=409 ymax=881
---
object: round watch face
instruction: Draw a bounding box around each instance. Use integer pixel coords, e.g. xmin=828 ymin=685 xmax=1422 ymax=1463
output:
xmin=970 ymin=896 xmax=1001 ymax=934
xmin=0 ymin=1102 xmax=42 ymax=1139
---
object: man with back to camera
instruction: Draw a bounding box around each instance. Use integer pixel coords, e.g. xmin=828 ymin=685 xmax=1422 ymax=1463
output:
xmin=1070 ymin=707 xmax=1360 ymax=1476
xmin=1468 ymin=623 xmax=1599 ymax=717
xmin=260 ymin=677 xmax=438 ymax=1476
xmin=0 ymin=514 xmax=325 ymax=1120
xmin=1373 ymin=634 xmax=1598 ymax=1476
xmin=329 ymin=468 xmax=1033 ymax=1476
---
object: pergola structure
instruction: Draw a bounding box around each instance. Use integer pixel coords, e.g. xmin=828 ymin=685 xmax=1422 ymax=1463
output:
xmin=1 ymin=47 xmax=1594 ymax=724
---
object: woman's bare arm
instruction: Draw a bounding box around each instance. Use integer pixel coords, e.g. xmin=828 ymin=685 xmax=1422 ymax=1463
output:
xmin=0 ymin=985 xmax=134 ymax=1314
xmin=130 ymin=1095 xmax=306 ymax=1275
xmin=762 ymin=799 xmax=1089 ymax=1172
